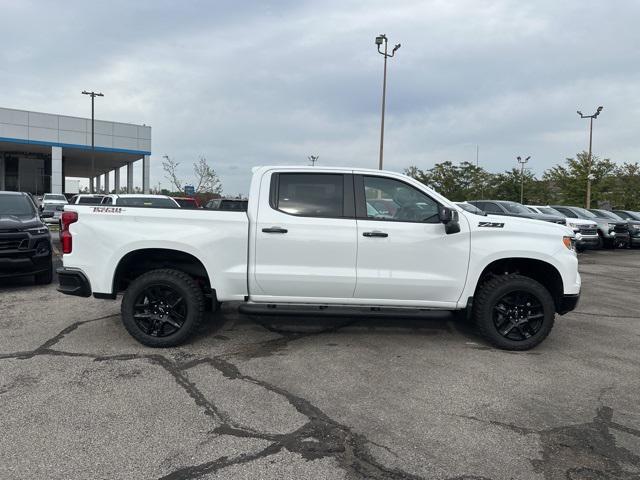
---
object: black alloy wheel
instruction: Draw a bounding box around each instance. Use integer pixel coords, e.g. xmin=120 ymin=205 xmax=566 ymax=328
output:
xmin=472 ymin=273 xmax=555 ymax=350
xmin=492 ymin=291 xmax=544 ymax=341
xmin=121 ymin=269 xmax=204 ymax=347
xmin=133 ymin=284 xmax=187 ymax=337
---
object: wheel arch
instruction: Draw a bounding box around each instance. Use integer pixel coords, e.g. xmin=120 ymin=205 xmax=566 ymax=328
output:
xmin=473 ymin=257 xmax=565 ymax=313
xmin=111 ymin=248 xmax=212 ymax=296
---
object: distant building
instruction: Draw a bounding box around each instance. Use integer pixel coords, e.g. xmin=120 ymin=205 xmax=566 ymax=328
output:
xmin=0 ymin=106 xmax=151 ymax=194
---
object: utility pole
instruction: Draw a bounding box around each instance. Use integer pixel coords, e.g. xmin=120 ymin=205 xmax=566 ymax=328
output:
xmin=517 ymin=156 xmax=531 ymax=204
xmin=82 ymin=90 xmax=104 ymax=193
xmin=375 ymin=34 xmax=401 ymax=170
xmin=308 ymin=155 xmax=319 ymax=166
xmin=577 ymin=106 xmax=603 ymax=209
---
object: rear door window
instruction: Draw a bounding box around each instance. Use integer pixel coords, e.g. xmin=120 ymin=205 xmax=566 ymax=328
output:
xmin=273 ymin=173 xmax=345 ymax=218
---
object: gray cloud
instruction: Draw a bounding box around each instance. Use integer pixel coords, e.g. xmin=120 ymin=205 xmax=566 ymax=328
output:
xmin=1 ymin=0 xmax=639 ymax=194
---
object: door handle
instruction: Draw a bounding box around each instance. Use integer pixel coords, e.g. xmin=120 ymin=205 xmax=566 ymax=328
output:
xmin=262 ymin=227 xmax=288 ymax=234
xmin=362 ymin=231 xmax=388 ymax=238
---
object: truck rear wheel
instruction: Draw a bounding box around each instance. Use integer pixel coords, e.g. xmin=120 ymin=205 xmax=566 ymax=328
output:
xmin=121 ymin=269 xmax=204 ymax=347
xmin=473 ymin=274 xmax=555 ymax=351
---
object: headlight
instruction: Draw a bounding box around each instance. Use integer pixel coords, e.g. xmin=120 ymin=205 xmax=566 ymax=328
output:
xmin=608 ymin=223 xmax=617 ymax=229
xmin=562 ymin=236 xmax=575 ymax=251
xmin=633 ymin=224 xmax=640 ymax=230
xmin=25 ymin=227 xmax=48 ymax=235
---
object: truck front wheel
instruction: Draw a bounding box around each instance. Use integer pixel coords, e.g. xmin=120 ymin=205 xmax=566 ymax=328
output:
xmin=121 ymin=269 xmax=204 ymax=347
xmin=473 ymin=274 xmax=555 ymax=351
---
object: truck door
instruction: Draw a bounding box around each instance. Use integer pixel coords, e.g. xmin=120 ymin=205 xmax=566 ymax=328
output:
xmin=353 ymin=174 xmax=470 ymax=307
xmin=251 ymin=171 xmax=358 ymax=302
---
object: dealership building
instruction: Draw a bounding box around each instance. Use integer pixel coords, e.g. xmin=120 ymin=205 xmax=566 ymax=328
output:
xmin=0 ymin=106 xmax=151 ymax=194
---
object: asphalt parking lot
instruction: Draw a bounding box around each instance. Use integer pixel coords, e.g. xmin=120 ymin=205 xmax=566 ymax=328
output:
xmin=1 ymin=247 xmax=639 ymax=480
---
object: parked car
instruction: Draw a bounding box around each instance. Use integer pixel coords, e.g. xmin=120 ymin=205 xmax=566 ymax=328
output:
xmin=468 ymin=200 xmax=566 ymax=225
xmin=100 ymin=194 xmax=180 ymax=208
xmin=69 ymin=194 xmax=106 ymax=205
xmin=590 ymin=209 xmax=640 ymax=248
xmin=527 ymin=205 xmax=600 ymax=251
xmin=455 ymin=202 xmax=487 ymax=216
xmin=41 ymin=193 xmax=68 ymax=207
xmin=551 ymin=206 xmax=630 ymax=249
xmin=0 ymin=191 xmax=53 ymax=284
xmin=612 ymin=210 xmax=640 ymax=221
xmin=205 ymin=198 xmax=248 ymax=211
xmin=40 ymin=204 xmax=65 ymax=225
xmin=172 ymin=197 xmax=201 ymax=209
xmin=58 ymin=166 xmax=580 ymax=351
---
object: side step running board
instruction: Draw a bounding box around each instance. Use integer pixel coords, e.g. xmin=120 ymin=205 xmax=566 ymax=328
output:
xmin=238 ymin=303 xmax=448 ymax=319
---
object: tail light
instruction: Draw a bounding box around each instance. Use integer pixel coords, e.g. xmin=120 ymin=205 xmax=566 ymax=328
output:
xmin=60 ymin=211 xmax=78 ymax=254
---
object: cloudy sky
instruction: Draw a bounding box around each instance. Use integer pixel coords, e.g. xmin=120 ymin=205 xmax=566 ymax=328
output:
xmin=2 ymin=0 xmax=639 ymax=194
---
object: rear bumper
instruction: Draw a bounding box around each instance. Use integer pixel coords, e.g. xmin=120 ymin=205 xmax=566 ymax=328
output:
xmin=557 ymin=293 xmax=580 ymax=315
xmin=57 ymin=268 xmax=91 ymax=297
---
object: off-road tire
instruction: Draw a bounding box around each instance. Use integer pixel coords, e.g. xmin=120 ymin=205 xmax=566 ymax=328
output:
xmin=473 ymin=274 xmax=555 ymax=351
xmin=121 ymin=269 xmax=204 ymax=347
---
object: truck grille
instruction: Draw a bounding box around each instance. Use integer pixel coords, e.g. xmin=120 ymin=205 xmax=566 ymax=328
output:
xmin=579 ymin=226 xmax=598 ymax=236
xmin=614 ymin=224 xmax=628 ymax=234
xmin=0 ymin=233 xmax=29 ymax=250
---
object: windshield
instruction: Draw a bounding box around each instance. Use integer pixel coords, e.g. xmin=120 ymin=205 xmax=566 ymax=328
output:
xmin=0 ymin=194 xmax=36 ymax=216
xmin=571 ymin=207 xmax=598 ymax=219
xmin=78 ymin=196 xmax=104 ymax=205
xmin=592 ymin=209 xmax=622 ymax=221
xmin=615 ymin=211 xmax=640 ymax=221
xmin=43 ymin=194 xmax=67 ymax=202
xmin=115 ymin=197 xmax=178 ymax=208
xmin=456 ymin=203 xmax=486 ymax=215
xmin=538 ymin=207 xmax=565 ymax=217
xmin=501 ymin=202 xmax=531 ymax=214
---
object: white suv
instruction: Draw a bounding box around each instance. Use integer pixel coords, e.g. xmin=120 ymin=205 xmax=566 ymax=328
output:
xmin=527 ymin=205 xmax=600 ymax=251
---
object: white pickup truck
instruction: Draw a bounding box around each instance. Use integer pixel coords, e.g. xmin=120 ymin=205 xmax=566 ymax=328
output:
xmin=57 ymin=166 xmax=580 ymax=350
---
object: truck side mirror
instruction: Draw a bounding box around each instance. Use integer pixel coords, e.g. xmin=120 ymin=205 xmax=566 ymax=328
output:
xmin=439 ymin=206 xmax=461 ymax=234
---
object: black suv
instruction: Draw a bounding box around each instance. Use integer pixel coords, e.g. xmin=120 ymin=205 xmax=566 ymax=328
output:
xmin=0 ymin=191 xmax=53 ymax=284
xmin=468 ymin=200 xmax=566 ymax=224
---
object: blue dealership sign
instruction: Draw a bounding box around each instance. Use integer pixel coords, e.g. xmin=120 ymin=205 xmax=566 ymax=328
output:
xmin=184 ymin=185 xmax=195 ymax=196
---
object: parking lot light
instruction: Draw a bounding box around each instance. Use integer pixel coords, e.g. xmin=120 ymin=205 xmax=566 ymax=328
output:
xmin=577 ymin=106 xmax=604 ymax=209
xmin=375 ymin=34 xmax=401 ymax=170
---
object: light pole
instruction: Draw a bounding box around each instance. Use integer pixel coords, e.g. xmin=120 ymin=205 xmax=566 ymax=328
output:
xmin=308 ymin=155 xmax=319 ymax=166
xmin=375 ymin=34 xmax=400 ymax=170
xmin=82 ymin=90 xmax=104 ymax=193
xmin=517 ymin=155 xmax=530 ymax=204
xmin=577 ymin=106 xmax=603 ymax=209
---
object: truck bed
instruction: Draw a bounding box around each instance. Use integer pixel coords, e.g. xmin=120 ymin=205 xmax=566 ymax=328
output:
xmin=63 ymin=205 xmax=249 ymax=300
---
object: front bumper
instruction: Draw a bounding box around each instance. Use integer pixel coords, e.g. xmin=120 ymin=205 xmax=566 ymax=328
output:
xmin=576 ymin=235 xmax=600 ymax=248
xmin=0 ymin=233 xmax=52 ymax=278
xmin=57 ymin=268 xmax=92 ymax=297
xmin=557 ymin=293 xmax=580 ymax=315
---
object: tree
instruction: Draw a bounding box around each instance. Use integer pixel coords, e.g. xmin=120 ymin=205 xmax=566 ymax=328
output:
xmin=543 ymin=151 xmax=616 ymax=207
xmin=193 ymin=156 xmax=223 ymax=194
xmin=162 ymin=155 xmax=183 ymax=192
xmin=405 ymin=161 xmax=488 ymax=201
xmin=161 ymin=155 xmax=223 ymax=195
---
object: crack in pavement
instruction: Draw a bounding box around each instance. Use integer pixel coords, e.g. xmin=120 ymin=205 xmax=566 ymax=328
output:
xmin=0 ymin=315 xmax=430 ymax=479
xmin=3 ymin=314 xmax=640 ymax=480
xmin=448 ymin=407 xmax=640 ymax=480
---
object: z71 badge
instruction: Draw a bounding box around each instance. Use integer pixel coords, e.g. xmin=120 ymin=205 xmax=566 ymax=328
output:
xmin=478 ymin=221 xmax=504 ymax=228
